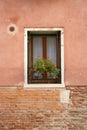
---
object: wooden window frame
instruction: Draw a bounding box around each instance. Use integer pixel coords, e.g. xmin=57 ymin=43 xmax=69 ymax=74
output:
xmin=28 ymin=34 xmax=61 ymax=84
xmin=24 ymin=28 xmax=65 ymax=88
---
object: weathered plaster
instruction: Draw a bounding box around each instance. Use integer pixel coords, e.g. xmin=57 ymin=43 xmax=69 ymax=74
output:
xmin=0 ymin=0 xmax=87 ymax=86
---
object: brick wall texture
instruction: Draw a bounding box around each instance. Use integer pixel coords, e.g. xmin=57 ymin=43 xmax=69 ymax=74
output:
xmin=0 ymin=86 xmax=87 ymax=130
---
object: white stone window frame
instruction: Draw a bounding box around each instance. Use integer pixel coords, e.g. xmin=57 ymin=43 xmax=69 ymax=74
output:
xmin=24 ymin=28 xmax=65 ymax=88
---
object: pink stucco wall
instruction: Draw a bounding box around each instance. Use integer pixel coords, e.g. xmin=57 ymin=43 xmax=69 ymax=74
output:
xmin=0 ymin=0 xmax=87 ymax=86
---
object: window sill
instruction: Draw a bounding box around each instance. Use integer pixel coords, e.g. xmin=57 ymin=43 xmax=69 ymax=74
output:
xmin=24 ymin=83 xmax=65 ymax=89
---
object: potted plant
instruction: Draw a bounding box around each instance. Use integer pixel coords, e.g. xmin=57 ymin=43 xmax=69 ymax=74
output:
xmin=33 ymin=57 xmax=60 ymax=79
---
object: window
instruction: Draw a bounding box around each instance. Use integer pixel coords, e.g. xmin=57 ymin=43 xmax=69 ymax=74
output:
xmin=24 ymin=28 xmax=64 ymax=88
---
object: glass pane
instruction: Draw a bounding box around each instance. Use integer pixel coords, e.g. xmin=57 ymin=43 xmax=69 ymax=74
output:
xmin=47 ymin=36 xmax=57 ymax=79
xmin=33 ymin=36 xmax=42 ymax=63
xmin=33 ymin=36 xmax=43 ymax=78
xmin=47 ymin=36 xmax=56 ymax=64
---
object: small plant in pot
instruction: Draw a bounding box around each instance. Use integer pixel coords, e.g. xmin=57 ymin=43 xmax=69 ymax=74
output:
xmin=33 ymin=57 xmax=60 ymax=79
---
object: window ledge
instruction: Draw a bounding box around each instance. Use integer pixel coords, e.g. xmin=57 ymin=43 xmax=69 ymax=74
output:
xmin=24 ymin=83 xmax=65 ymax=89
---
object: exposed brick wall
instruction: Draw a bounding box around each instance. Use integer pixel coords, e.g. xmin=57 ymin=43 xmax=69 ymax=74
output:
xmin=66 ymin=86 xmax=87 ymax=130
xmin=0 ymin=87 xmax=87 ymax=130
